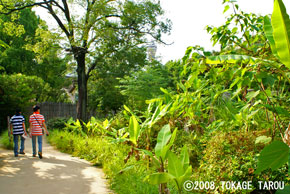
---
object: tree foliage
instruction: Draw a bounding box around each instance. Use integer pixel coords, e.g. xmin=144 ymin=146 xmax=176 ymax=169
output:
xmin=0 ymin=0 xmax=172 ymax=121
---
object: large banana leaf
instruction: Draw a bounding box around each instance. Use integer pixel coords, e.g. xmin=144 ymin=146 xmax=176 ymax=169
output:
xmin=160 ymin=128 xmax=177 ymax=160
xmin=146 ymin=173 xmax=174 ymax=185
xmin=272 ymin=0 xmax=290 ymax=69
xmin=155 ymin=124 xmax=171 ymax=158
xmin=128 ymin=115 xmax=140 ymax=145
xmin=168 ymin=151 xmax=184 ymax=178
xmin=264 ymin=16 xmax=278 ymax=57
xmin=206 ymin=55 xmax=257 ymax=65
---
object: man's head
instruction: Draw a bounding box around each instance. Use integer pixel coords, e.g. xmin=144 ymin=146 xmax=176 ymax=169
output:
xmin=33 ymin=105 xmax=40 ymax=112
xmin=16 ymin=108 xmax=21 ymax=115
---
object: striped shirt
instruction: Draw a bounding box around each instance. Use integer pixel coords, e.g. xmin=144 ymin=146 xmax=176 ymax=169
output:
xmin=29 ymin=113 xmax=45 ymax=136
xmin=10 ymin=115 xmax=25 ymax=135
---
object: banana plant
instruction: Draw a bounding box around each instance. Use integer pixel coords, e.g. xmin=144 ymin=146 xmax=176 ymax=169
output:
xmin=123 ymin=103 xmax=171 ymax=151
xmin=256 ymin=0 xmax=290 ymax=193
xmin=143 ymin=125 xmax=192 ymax=194
xmin=271 ymin=0 xmax=290 ymax=69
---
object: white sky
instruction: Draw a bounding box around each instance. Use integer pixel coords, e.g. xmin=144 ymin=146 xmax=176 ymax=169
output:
xmin=158 ymin=0 xmax=290 ymax=63
xmin=34 ymin=0 xmax=290 ymax=63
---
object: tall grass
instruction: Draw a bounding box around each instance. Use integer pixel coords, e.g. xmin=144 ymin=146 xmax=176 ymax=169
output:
xmin=47 ymin=130 xmax=159 ymax=194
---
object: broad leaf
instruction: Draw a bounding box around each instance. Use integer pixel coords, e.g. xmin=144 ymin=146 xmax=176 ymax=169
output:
xmin=168 ymin=151 xmax=184 ymax=178
xmin=206 ymin=55 xmax=257 ymax=65
xmin=264 ymin=16 xmax=278 ymax=56
xmin=161 ymin=128 xmax=178 ymax=160
xmin=129 ymin=116 xmax=140 ymax=145
xmin=255 ymin=141 xmax=289 ymax=174
xmin=276 ymin=185 xmax=290 ymax=194
xmin=155 ymin=124 xmax=171 ymax=158
xmin=176 ymin=166 xmax=192 ymax=191
xmin=272 ymin=0 xmax=290 ymax=69
xmin=146 ymin=173 xmax=174 ymax=185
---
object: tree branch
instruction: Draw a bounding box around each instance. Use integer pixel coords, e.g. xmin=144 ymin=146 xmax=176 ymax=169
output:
xmin=61 ymin=0 xmax=74 ymax=38
xmin=0 ymin=0 xmax=52 ymax=15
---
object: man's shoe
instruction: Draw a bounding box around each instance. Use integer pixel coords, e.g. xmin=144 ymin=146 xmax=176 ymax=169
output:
xmin=38 ymin=152 xmax=42 ymax=159
xmin=15 ymin=154 xmax=18 ymax=157
xmin=33 ymin=154 xmax=36 ymax=157
xmin=19 ymin=151 xmax=25 ymax=155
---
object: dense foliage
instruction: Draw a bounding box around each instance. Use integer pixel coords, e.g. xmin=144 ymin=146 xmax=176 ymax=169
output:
xmin=0 ymin=8 xmax=69 ymax=130
xmin=1 ymin=0 xmax=290 ymax=194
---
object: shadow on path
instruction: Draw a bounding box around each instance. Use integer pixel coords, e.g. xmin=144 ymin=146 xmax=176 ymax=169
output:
xmin=0 ymin=136 xmax=111 ymax=194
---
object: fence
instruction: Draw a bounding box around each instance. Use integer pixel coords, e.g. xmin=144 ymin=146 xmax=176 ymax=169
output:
xmin=24 ymin=102 xmax=77 ymax=121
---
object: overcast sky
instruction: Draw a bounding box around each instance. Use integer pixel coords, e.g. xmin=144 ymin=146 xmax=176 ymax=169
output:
xmin=158 ymin=0 xmax=290 ymax=63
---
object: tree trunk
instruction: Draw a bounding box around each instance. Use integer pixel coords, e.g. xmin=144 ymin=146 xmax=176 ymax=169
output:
xmin=75 ymin=49 xmax=88 ymax=122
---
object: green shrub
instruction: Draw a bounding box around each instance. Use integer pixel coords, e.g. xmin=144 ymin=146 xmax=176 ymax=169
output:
xmin=193 ymin=130 xmax=289 ymax=193
xmin=0 ymin=130 xmax=14 ymax=150
xmin=46 ymin=117 xmax=69 ymax=130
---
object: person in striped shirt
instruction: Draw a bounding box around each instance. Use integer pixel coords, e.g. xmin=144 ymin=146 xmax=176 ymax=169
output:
xmin=10 ymin=109 xmax=27 ymax=157
xmin=29 ymin=105 xmax=49 ymax=159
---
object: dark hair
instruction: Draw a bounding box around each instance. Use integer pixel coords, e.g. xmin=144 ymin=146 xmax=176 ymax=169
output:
xmin=33 ymin=105 xmax=40 ymax=112
xmin=16 ymin=108 xmax=21 ymax=115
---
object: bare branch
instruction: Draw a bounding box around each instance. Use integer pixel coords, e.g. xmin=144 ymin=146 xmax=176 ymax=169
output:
xmin=50 ymin=0 xmax=65 ymax=13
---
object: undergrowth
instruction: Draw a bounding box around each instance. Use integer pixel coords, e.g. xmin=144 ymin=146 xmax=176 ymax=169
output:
xmin=0 ymin=130 xmax=13 ymax=150
xmin=47 ymin=129 xmax=160 ymax=194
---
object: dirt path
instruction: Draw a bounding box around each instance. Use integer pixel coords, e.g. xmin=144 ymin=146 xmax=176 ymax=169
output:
xmin=0 ymin=136 xmax=112 ymax=194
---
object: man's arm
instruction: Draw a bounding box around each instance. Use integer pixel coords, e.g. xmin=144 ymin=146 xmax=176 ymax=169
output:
xmin=43 ymin=122 xmax=49 ymax=135
xmin=29 ymin=122 xmax=33 ymax=137
xmin=23 ymin=122 xmax=27 ymax=135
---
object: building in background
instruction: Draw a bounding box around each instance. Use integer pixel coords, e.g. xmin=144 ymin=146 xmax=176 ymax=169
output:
xmin=147 ymin=41 xmax=157 ymax=61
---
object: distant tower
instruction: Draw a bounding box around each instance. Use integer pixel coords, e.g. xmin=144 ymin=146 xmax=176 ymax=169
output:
xmin=147 ymin=41 xmax=157 ymax=61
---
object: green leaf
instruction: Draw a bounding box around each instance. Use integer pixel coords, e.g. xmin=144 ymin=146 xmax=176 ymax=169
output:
xmin=263 ymin=16 xmax=278 ymax=56
xmin=255 ymin=141 xmax=289 ymax=174
xmin=160 ymin=128 xmax=178 ymax=160
xmin=176 ymin=166 xmax=192 ymax=191
xmin=168 ymin=151 xmax=184 ymax=178
xmin=146 ymin=173 xmax=174 ymax=185
xmin=123 ymin=105 xmax=142 ymax=122
xmin=135 ymin=148 xmax=160 ymax=166
xmin=223 ymin=5 xmax=230 ymax=13
xmin=263 ymin=104 xmax=290 ymax=116
xmin=180 ymin=145 xmax=190 ymax=170
xmin=206 ymin=55 xmax=257 ymax=65
xmin=0 ymin=40 xmax=9 ymax=48
xmin=255 ymin=136 xmax=272 ymax=145
xmin=148 ymin=103 xmax=171 ymax=128
xmin=155 ymin=124 xmax=171 ymax=158
xmin=245 ymin=91 xmax=260 ymax=101
xmin=129 ymin=116 xmax=140 ymax=145
xmin=272 ymin=0 xmax=290 ymax=69
xmin=276 ymin=186 xmax=290 ymax=194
